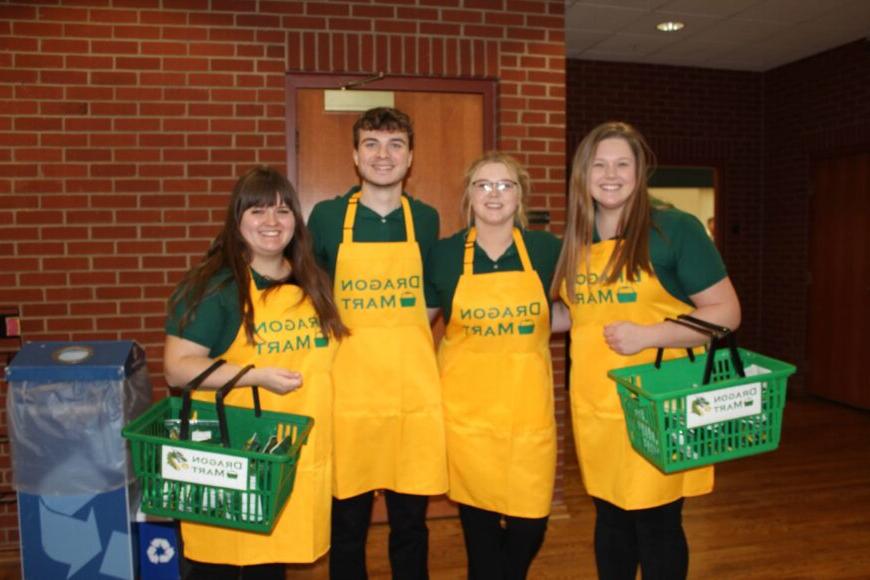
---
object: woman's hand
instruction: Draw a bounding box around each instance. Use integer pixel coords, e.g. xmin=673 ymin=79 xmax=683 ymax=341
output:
xmin=603 ymin=321 xmax=652 ymax=355
xmin=249 ymin=367 xmax=303 ymax=395
xmin=550 ymin=300 xmax=572 ymax=333
xmin=164 ymin=335 xmax=303 ymax=394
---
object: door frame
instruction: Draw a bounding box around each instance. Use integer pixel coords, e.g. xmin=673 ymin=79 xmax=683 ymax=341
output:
xmin=284 ymin=73 xmax=498 ymax=188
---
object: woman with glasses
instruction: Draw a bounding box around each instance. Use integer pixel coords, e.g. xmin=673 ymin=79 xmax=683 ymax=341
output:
xmin=425 ymin=152 xmax=561 ymax=579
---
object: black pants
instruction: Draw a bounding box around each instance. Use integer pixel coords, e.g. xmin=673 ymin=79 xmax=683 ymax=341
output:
xmin=458 ymin=503 xmax=548 ymax=580
xmin=184 ymin=560 xmax=285 ymax=580
xmin=330 ymin=490 xmax=430 ymax=580
xmin=593 ymin=497 xmax=688 ymax=580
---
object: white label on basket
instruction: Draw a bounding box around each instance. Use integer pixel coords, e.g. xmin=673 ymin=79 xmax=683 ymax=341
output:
xmin=685 ymin=364 xmax=769 ymax=428
xmin=161 ymin=445 xmax=249 ymax=491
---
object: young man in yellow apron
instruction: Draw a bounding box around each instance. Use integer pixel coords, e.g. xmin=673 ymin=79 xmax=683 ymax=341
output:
xmin=552 ymin=122 xmax=741 ymax=580
xmin=164 ymin=167 xmax=347 ymax=579
xmin=308 ymin=108 xmax=447 ymax=579
xmin=426 ymin=153 xmax=562 ymax=579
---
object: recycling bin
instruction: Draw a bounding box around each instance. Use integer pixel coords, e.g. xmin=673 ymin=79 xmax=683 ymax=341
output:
xmin=6 ymin=341 xmax=152 ymax=580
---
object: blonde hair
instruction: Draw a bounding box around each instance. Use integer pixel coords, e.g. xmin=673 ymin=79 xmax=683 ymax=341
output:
xmin=551 ymin=121 xmax=656 ymax=301
xmin=460 ymin=152 xmax=530 ymax=228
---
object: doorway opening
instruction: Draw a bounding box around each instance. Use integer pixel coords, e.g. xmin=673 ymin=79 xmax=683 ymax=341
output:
xmin=649 ymin=166 xmax=717 ymax=241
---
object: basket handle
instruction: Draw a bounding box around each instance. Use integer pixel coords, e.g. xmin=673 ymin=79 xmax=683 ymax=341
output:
xmin=178 ymin=359 xmax=226 ymax=441
xmin=658 ymin=314 xmax=745 ymax=385
xmin=178 ymin=360 xmax=262 ymax=446
xmin=214 ymin=364 xmax=258 ymax=448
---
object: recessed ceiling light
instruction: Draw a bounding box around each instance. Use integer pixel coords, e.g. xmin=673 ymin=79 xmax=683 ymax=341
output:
xmin=656 ymin=21 xmax=685 ymax=32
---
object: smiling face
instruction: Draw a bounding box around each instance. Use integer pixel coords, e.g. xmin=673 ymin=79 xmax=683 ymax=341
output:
xmin=469 ymin=162 xmax=521 ymax=228
xmin=587 ymin=137 xmax=638 ymax=216
xmin=353 ymin=129 xmax=413 ymax=190
xmin=239 ymin=194 xmax=295 ymax=264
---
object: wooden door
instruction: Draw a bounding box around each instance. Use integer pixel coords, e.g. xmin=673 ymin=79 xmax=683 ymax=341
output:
xmin=293 ymin=84 xmax=489 ymax=519
xmin=807 ymin=153 xmax=869 ymax=408
xmin=295 ymin=88 xmax=484 ymax=237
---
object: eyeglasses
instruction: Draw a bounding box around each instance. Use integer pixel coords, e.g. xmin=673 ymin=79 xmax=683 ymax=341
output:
xmin=471 ymin=180 xmax=518 ymax=194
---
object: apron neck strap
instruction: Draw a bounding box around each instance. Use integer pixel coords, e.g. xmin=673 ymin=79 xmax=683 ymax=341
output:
xmin=342 ymin=191 xmax=416 ymax=244
xmin=463 ymin=227 xmax=532 ymax=275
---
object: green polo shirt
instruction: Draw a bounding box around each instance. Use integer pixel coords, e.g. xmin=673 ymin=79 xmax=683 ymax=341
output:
xmin=165 ymin=269 xmax=281 ymax=357
xmin=425 ymin=228 xmax=562 ymax=324
xmin=593 ymin=206 xmax=727 ymax=305
xmin=307 ymin=186 xmax=440 ymax=283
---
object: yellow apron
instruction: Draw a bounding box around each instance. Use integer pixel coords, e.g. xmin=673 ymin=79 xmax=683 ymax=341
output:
xmin=439 ymin=228 xmax=555 ymax=518
xmin=183 ymin=279 xmax=336 ymax=565
xmin=331 ymin=192 xmax=447 ymax=499
xmin=563 ymin=239 xmax=713 ymax=510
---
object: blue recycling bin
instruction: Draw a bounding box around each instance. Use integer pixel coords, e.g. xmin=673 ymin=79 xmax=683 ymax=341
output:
xmin=6 ymin=341 xmax=153 ymax=580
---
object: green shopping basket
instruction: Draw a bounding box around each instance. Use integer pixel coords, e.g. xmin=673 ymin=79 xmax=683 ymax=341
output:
xmin=122 ymin=360 xmax=313 ymax=533
xmin=609 ymin=315 xmax=796 ymax=474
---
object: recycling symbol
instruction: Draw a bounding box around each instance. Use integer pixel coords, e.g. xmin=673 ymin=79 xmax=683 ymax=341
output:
xmin=146 ymin=537 xmax=176 ymax=564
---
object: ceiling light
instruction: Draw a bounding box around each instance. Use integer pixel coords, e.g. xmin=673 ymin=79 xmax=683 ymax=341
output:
xmin=656 ymin=21 xmax=685 ymax=32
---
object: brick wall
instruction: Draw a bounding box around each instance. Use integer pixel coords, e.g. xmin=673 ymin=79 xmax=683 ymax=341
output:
xmin=0 ymin=0 xmax=566 ymax=551
xmin=566 ymin=59 xmax=765 ymax=349
xmin=762 ymin=39 xmax=870 ymax=385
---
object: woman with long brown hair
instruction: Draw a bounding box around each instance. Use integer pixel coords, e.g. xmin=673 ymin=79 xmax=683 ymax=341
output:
xmin=164 ymin=166 xmax=347 ymax=579
xmin=551 ymin=122 xmax=740 ymax=579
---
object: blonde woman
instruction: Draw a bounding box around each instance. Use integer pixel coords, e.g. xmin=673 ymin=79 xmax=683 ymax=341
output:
xmin=551 ymin=122 xmax=741 ymax=580
xmin=426 ymin=152 xmax=561 ymax=579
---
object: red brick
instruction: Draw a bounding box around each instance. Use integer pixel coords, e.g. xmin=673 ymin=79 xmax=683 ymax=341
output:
xmin=114 ymin=149 xmax=161 ymax=162
xmin=71 ymin=302 xmax=117 ymax=316
xmin=15 ymin=53 xmax=64 ymax=68
xmin=13 ymin=85 xmax=60 ymax=101
xmin=15 ymin=210 xmax=63 ymax=225
xmin=28 ymin=272 xmax=68 ymax=286
xmin=140 ymin=10 xmax=189 ymax=25
xmin=162 ymin=27 xmax=208 ymax=41
xmin=209 ymin=27 xmax=255 ymax=43
xmin=90 ymin=40 xmax=139 ymax=54
xmin=39 ymin=38 xmax=90 ymax=54
xmin=397 ymin=7 xmax=438 ymax=20
xmin=38 ymin=7 xmax=89 ymax=22
xmin=18 ymin=241 xmax=67 ymax=255
xmin=114 ymin=179 xmax=162 ymax=192
xmin=464 ymin=25 xmax=503 ymax=38
xmin=261 ymin=1 xmax=304 ymax=14
xmin=65 ymin=86 xmax=113 ymax=100
xmin=68 ymin=241 xmax=114 ymax=255
xmin=40 ymin=224 xmax=89 ymax=238
xmin=138 ymin=164 xmax=185 ymax=177
xmin=144 ymin=255 xmax=187 ymax=269
xmin=236 ymin=14 xmax=281 ymax=28
xmin=97 ymin=314 xmax=142 ymax=330
xmin=43 ymin=257 xmax=90 ymax=272
xmin=142 ymin=41 xmax=187 ymax=55
xmin=92 ymin=256 xmax=140 ymax=271
xmin=116 ymin=210 xmax=162 ymax=223
xmin=65 ymin=180 xmax=113 ymax=193
xmin=91 ymin=226 xmax=137 ymax=240
xmin=420 ymin=22 xmax=459 ymax=35
xmin=13 ymin=22 xmax=63 ymax=37
xmin=24 ymin=302 xmax=69 ymax=318
xmin=0 ymin=257 xmax=38 ymax=271
xmin=48 ymin=318 xmax=96 ymax=332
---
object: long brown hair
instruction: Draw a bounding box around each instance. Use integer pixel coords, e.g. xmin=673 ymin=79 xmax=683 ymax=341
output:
xmin=169 ymin=166 xmax=348 ymax=343
xmin=460 ymin=151 xmax=530 ymax=228
xmin=551 ymin=121 xmax=656 ymax=301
